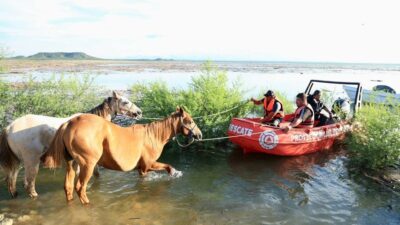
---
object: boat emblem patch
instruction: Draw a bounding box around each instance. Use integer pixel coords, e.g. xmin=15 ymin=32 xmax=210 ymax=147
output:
xmin=259 ymin=131 xmax=279 ymax=150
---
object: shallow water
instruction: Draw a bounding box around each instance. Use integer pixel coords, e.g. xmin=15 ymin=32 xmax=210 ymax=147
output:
xmin=1 ymin=63 xmax=400 ymax=224
xmin=0 ymin=147 xmax=399 ymax=225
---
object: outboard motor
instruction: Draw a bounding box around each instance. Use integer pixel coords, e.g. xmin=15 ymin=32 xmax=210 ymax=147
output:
xmin=332 ymin=98 xmax=351 ymax=121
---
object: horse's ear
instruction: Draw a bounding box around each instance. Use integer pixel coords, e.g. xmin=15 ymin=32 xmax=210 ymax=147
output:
xmin=112 ymin=91 xmax=121 ymax=99
xmin=176 ymin=106 xmax=184 ymax=115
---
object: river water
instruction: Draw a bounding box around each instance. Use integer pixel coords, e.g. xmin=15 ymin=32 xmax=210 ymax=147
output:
xmin=0 ymin=147 xmax=399 ymax=224
xmin=0 ymin=62 xmax=400 ymax=224
xmin=1 ymin=62 xmax=400 ymax=99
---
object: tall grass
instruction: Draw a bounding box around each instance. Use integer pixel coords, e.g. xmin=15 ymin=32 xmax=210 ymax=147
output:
xmin=347 ymin=98 xmax=400 ymax=171
xmin=130 ymin=62 xmax=295 ymax=147
xmin=130 ymin=62 xmax=255 ymax=146
xmin=0 ymin=75 xmax=101 ymax=130
xmin=0 ymin=46 xmax=7 ymax=73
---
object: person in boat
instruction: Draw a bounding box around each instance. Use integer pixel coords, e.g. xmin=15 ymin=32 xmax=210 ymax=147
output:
xmin=250 ymin=90 xmax=285 ymax=127
xmin=307 ymin=90 xmax=333 ymax=126
xmin=282 ymin=93 xmax=314 ymax=132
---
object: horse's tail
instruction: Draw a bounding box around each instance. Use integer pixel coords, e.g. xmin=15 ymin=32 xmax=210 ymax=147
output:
xmin=0 ymin=129 xmax=20 ymax=173
xmin=41 ymin=122 xmax=69 ymax=169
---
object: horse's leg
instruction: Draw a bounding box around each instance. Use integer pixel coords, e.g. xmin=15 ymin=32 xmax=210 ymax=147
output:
xmin=137 ymin=158 xmax=149 ymax=177
xmin=75 ymin=162 xmax=96 ymax=205
xmin=64 ymin=160 xmax=77 ymax=202
xmin=138 ymin=168 xmax=147 ymax=177
xmin=6 ymin=166 xmax=20 ymax=198
xmin=150 ymin=162 xmax=175 ymax=176
xmin=93 ymin=165 xmax=100 ymax=178
xmin=23 ymin=158 xmax=40 ymax=198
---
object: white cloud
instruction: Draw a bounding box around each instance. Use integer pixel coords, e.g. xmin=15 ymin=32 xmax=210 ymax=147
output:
xmin=0 ymin=0 xmax=400 ymax=62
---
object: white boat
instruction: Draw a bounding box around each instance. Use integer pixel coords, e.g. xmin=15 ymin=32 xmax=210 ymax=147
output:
xmin=344 ymin=85 xmax=400 ymax=104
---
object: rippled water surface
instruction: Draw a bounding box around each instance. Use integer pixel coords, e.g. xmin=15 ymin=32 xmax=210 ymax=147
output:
xmin=1 ymin=147 xmax=399 ymax=225
xmin=2 ymin=64 xmax=400 ymax=99
xmin=1 ymin=62 xmax=400 ymax=224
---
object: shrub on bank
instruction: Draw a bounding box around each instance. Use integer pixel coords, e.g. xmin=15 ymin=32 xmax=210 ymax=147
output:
xmin=347 ymin=100 xmax=400 ymax=171
xmin=0 ymin=46 xmax=7 ymax=73
xmin=131 ymin=62 xmax=295 ymax=147
xmin=130 ymin=62 xmax=255 ymax=146
xmin=0 ymin=75 xmax=101 ymax=130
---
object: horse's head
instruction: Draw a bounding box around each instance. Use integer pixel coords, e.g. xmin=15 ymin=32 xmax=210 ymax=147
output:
xmin=111 ymin=91 xmax=142 ymax=120
xmin=175 ymin=106 xmax=202 ymax=141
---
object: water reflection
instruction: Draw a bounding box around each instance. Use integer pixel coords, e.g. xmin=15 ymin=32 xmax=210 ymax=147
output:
xmin=227 ymin=146 xmax=344 ymax=206
xmin=0 ymin=145 xmax=399 ymax=224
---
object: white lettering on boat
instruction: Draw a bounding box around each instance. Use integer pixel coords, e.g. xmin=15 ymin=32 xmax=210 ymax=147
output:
xmin=290 ymin=124 xmax=352 ymax=142
xmin=228 ymin=124 xmax=253 ymax=136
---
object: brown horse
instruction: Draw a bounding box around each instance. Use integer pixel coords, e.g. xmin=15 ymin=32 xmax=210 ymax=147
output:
xmin=42 ymin=107 xmax=202 ymax=204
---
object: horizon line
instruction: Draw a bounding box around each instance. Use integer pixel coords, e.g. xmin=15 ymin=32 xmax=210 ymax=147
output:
xmin=6 ymin=52 xmax=400 ymax=65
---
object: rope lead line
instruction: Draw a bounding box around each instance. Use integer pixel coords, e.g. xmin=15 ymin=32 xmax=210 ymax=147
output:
xmin=141 ymin=100 xmax=250 ymax=121
xmin=173 ymin=130 xmax=269 ymax=148
xmin=195 ymin=130 xmax=267 ymax=142
xmin=143 ymin=100 xmax=253 ymax=147
xmin=173 ymin=136 xmax=195 ymax=148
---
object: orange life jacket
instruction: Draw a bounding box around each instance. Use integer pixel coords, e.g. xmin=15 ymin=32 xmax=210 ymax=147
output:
xmin=294 ymin=104 xmax=315 ymax=128
xmin=263 ymin=98 xmax=284 ymax=120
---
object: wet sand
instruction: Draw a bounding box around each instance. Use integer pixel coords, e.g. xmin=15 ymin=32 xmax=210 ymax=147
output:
xmin=1 ymin=60 xmax=204 ymax=74
xmin=4 ymin=59 xmax=400 ymax=75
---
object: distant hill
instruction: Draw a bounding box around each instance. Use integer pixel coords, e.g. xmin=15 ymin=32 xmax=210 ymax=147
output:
xmin=11 ymin=52 xmax=100 ymax=60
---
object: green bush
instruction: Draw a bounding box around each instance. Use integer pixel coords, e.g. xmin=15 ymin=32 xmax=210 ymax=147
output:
xmin=0 ymin=46 xmax=7 ymax=73
xmin=275 ymin=91 xmax=295 ymax=114
xmin=131 ymin=62 xmax=295 ymax=147
xmin=0 ymin=75 xmax=101 ymax=130
xmin=347 ymin=100 xmax=400 ymax=171
xmin=130 ymin=62 xmax=253 ymax=147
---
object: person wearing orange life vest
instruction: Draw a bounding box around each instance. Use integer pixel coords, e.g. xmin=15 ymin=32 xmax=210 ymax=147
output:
xmin=282 ymin=92 xmax=315 ymax=133
xmin=250 ymin=90 xmax=285 ymax=127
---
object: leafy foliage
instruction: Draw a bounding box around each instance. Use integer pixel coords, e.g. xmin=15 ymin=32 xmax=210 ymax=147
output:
xmin=275 ymin=91 xmax=295 ymax=114
xmin=347 ymin=99 xmax=400 ymax=171
xmin=0 ymin=46 xmax=8 ymax=73
xmin=0 ymin=75 xmax=101 ymax=130
xmin=131 ymin=62 xmax=295 ymax=147
xmin=131 ymin=62 xmax=255 ymax=147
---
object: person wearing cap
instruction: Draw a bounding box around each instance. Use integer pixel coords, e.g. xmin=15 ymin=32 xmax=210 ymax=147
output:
xmin=250 ymin=90 xmax=285 ymax=126
xmin=307 ymin=90 xmax=332 ymax=126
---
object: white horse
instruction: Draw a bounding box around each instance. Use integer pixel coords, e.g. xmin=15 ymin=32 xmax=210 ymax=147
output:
xmin=0 ymin=91 xmax=142 ymax=198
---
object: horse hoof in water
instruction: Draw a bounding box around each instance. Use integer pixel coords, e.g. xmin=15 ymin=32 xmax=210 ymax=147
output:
xmin=170 ymin=168 xmax=183 ymax=178
xmin=10 ymin=191 xmax=18 ymax=199
xmin=29 ymin=191 xmax=38 ymax=199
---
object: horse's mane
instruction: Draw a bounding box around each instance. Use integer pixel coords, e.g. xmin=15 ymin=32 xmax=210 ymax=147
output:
xmin=141 ymin=113 xmax=180 ymax=142
xmin=86 ymin=97 xmax=113 ymax=118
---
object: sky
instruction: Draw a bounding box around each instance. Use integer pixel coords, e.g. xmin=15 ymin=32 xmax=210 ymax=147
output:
xmin=0 ymin=0 xmax=400 ymax=63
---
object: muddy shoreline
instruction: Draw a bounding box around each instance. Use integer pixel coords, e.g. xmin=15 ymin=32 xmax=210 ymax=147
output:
xmin=3 ymin=59 xmax=400 ymax=75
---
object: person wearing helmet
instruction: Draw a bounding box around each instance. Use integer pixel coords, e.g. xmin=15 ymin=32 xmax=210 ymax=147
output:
xmin=250 ymin=90 xmax=285 ymax=127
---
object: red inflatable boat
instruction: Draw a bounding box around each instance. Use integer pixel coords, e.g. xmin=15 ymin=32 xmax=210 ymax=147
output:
xmin=228 ymin=115 xmax=351 ymax=156
xmin=228 ymin=80 xmax=362 ymax=156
